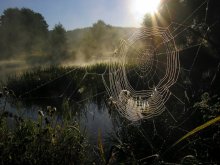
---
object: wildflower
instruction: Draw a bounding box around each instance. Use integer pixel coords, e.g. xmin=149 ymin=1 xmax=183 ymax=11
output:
xmin=78 ymin=87 xmax=84 ymax=94
xmin=3 ymin=87 xmax=9 ymax=95
xmin=38 ymin=110 xmax=44 ymax=117
xmin=52 ymin=107 xmax=57 ymax=113
xmin=48 ymin=106 xmax=57 ymax=116
xmin=3 ymin=86 xmax=8 ymax=92
xmin=47 ymin=106 xmax=53 ymax=116
xmin=46 ymin=106 xmax=52 ymax=112
xmin=9 ymin=90 xmax=15 ymax=95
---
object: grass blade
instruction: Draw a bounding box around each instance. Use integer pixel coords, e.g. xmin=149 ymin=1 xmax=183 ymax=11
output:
xmin=172 ymin=115 xmax=220 ymax=147
xmin=98 ymin=128 xmax=106 ymax=163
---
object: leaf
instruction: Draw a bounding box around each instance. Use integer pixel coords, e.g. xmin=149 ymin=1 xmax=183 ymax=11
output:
xmin=172 ymin=115 xmax=220 ymax=147
xmin=98 ymin=128 xmax=106 ymax=163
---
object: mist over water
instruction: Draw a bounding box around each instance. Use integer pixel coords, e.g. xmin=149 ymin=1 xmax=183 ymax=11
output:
xmin=1 ymin=1 xmax=220 ymax=163
xmin=0 ymin=9 xmax=134 ymax=82
xmin=0 ymin=60 xmax=29 ymax=82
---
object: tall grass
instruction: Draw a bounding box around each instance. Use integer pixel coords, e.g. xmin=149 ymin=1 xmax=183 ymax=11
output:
xmin=0 ymin=89 xmax=89 ymax=164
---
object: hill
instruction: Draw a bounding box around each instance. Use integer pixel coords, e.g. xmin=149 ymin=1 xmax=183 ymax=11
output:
xmin=65 ymin=21 xmax=136 ymax=64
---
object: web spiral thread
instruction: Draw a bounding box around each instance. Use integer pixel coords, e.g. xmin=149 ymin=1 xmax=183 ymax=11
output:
xmin=103 ymin=27 xmax=180 ymax=121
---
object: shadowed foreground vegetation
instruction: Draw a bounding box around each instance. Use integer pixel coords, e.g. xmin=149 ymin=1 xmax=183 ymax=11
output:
xmin=1 ymin=0 xmax=220 ymax=163
xmin=1 ymin=64 xmax=220 ymax=164
xmin=5 ymin=64 xmax=106 ymax=103
xmin=0 ymin=91 xmax=89 ymax=165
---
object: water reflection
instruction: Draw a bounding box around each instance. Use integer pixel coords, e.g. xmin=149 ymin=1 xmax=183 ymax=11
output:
xmin=78 ymin=101 xmax=113 ymax=144
xmin=0 ymin=89 xmax=116 ymax=147
xmin=2 ymin=65 xmax=218 ymax=163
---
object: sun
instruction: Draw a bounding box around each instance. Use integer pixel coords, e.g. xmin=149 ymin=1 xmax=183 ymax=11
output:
xmin=130 ymin=0 xmax=161 ymax=24
xmin=131 ymin=0 xmax=161 ymax=14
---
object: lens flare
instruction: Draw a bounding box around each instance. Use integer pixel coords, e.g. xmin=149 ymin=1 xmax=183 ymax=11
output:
xmin=130 ymin=0 xmax=161 ymax=26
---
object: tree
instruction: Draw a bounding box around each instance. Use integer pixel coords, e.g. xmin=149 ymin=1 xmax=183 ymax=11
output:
xmin=92 ymin=20 xmax=107 ymax=40
xmin=49 ymin=23 xmax=68 ymax=63
xmin=142 ymin=0 xmax=220 ymax=97
xmin=0 ymin=8 xmax=49 ymax=59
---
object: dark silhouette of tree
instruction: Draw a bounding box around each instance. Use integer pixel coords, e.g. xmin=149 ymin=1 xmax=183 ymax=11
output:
xmin=0 ymin=8 xmax=48 ymax=59
xmin=141 ymin=0 xmax=220 ymax=98
xmin=92 ymin=20 xmax=107 ymax=40
xmin=49 ymin=23 xmax=68 ymax=63
xmin=79 ymin=20 xmax=117 ymax=61
xmin=142 ymin=14 xmax=154 ymax=27
xmin=142 ymin=0 xmax=220 ymax=58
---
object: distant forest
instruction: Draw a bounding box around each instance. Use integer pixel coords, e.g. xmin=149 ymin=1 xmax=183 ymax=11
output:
xmin=0 ymin=8 xmax=134 ymax=65
xmin=0 ymin=0 xmax=220 ymax=67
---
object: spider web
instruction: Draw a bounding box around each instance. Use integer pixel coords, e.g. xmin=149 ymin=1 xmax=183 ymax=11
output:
xmin=10 ymin=0 xmax=214 ymax=132
xmin=13 ymin=0 xmax=212 ymax=115
xmin=100 ymin=0 xmax=215 ymax=124
xmin=9 ymin=0 xmax=213 ymax=125
xmin=102 ymin=26 xmax=180 ymax=121
xmin=3 ymin=0 xmax=220 ymax=163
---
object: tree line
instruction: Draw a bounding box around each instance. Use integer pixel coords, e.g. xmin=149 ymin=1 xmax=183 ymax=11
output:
xmin=0 ymin=8 xmax=133 ymax=65
xmin=0 ymin=8 xmax=67 ymax=64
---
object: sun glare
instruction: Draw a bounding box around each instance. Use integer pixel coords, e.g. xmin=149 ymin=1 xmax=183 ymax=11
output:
xmin=131 ymin=0 xmax=161 ymax=14
xmin=130 ymin=0 xmax=161 ymax=25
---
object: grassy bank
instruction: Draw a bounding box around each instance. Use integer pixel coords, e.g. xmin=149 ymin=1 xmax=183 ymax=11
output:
xmin=0 ymin=90 xmax=89 ymax=164
xmin=1 ymin=64 xmax=220 ymax=164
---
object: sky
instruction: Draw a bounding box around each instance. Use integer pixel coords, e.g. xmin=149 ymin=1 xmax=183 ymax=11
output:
xmin=0 ymin=0 xmax=142 ymax=30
